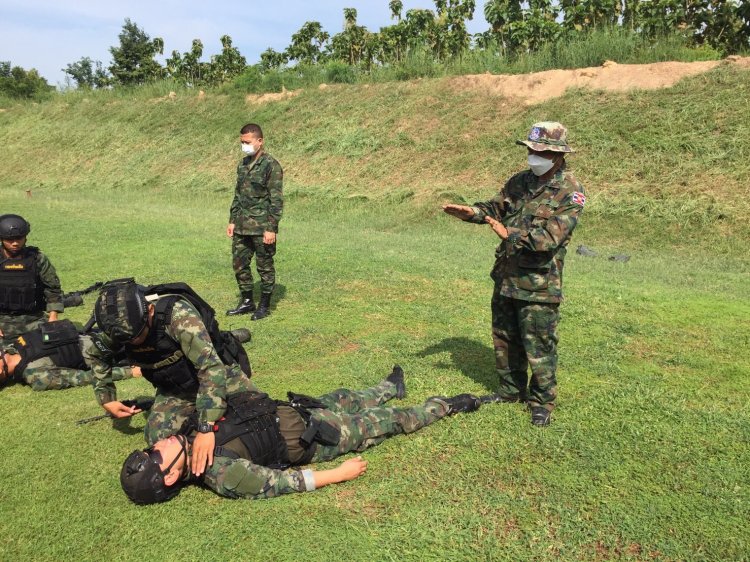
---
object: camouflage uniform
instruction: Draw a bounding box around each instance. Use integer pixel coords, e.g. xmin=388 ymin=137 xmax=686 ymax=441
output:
xmin=229 ymin=151 xmax=284 ymax=295
xmin=5 ymin=335 xmax=133 ymax=391
xmin=201 ymin=380 xmax=450 ymax=499
xmin=0 ymin=248 xmax=63 ymax=345
xmin=467 ymin=123 xmax=586 ymax=412
xmin=90 ymin=298 xmax=256 ymax=445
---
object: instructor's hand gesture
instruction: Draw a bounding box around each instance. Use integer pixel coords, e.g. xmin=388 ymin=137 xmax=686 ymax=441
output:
xmin=442 ymin=204 xmax=475 ymax=220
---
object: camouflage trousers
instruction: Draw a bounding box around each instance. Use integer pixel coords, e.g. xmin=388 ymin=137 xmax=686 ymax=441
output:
xmin=491 ymin=288 xmax=560 ymax=411
xmin=311 ymin=380 xmax=450 ymax=462
xmin=0 ymin=312 xmax=45 ymax=346
xmin=144 ymin=364 xmax=255 ymax=445
xmin=232 ymin=234 xmax=276 ymax=295
xmin=20 ymin=363 xmax=132 ymax=392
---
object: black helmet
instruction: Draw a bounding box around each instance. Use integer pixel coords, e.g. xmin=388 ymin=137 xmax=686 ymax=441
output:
xmin=120 ymin=442 xmax=186 ymax=505
xmin=94 ymin=278 xmax=149 ymax=344
xmin=0 ymin=214 xmax=31 ymax=238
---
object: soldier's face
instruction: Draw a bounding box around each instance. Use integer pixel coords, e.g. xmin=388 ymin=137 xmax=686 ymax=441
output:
xmin=240 ymin=133 xmax=263 ymax=153
xmin=1 ymin=236 xmax=26 ymax=256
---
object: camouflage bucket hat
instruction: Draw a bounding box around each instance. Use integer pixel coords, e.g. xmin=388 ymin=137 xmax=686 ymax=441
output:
xmin=516 ymin=122 xmax=574 ymax=153
xmin=94 ymin=278 xmax=149 ymax=344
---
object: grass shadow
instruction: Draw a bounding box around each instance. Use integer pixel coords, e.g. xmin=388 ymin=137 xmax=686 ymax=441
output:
xmin=416 ymin=336 xmax=497 ymax=393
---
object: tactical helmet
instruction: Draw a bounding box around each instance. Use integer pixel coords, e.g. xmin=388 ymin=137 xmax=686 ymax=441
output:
xmin=0 ymin=214 xmax=31 ymax=238
xmin=94 ymin=278 xmax=149 ymax=344
xmin=120 ymin=449 xmax=182 ymax=505
xmin=516 ymin=122 xmax=574 ymax=153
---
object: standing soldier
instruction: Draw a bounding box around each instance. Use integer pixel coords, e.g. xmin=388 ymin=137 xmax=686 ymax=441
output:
xmin=443 ymin=123 xmax=586 ymax=426
xmin=226 ymin=123 xmax=284 ymax=321
xmin=0 ymin=214 xmax=64 ymax=345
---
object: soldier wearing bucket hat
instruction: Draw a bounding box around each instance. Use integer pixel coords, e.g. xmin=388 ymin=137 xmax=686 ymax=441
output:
xmin=442 ymin=122 xmax=587 ymax=426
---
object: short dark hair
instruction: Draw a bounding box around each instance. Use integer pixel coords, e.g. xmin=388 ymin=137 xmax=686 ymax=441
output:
xmin=240 ymin=123 xmax=263 ymax=138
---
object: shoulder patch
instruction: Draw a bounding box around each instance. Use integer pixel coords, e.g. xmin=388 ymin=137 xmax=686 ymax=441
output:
xmin=570 ymin=191 xmax=586 ymax=207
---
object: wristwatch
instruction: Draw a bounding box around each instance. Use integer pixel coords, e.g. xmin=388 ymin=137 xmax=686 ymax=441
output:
xmin=197 ymin=421 xmax=215 ymax=434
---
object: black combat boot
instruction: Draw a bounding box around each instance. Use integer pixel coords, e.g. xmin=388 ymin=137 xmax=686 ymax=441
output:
xmin=427 ymin=393 xmax=482 ymax=415
xmin=385 ymin=364 xmax=406 ymax=399
xmin=226 ymin=292 xmax=256 ymax=316
xmin=251 ymin=292 xmax=272 ymax=321
xmin=530 ymin=406 xmax=551 ymax=427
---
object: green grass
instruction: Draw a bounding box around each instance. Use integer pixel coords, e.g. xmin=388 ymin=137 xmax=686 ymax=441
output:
xmin=0 ymin=59 xmax=749 ymax=560
xmin=0 ymin=188 xmax=747 ymax=561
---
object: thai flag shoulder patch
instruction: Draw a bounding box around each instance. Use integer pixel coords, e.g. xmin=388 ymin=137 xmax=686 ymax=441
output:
xmin=570 ymin=191 xmax=586 ymax=207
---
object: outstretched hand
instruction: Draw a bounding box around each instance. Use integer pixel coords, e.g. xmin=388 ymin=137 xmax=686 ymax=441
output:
xmin=442 ymin=204 xmax=475 ymax=220
xmin=337 ymin=456 xmax=368 ymax=482
xmin=102 ymin=400 xmax=142 ymax=419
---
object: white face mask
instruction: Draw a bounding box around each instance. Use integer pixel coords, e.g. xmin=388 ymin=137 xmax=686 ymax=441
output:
xmin=528 ymin=154 xmax=555 ymax=176
xmin=241 ymin=143 xmax=257 ymax=155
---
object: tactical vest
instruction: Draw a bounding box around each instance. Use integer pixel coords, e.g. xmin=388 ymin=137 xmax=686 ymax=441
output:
xmin=0 ymin=247 xmax=43 ymax=314
xmin=125 ymin=295 xmax=201 ymax=394
xmin=181 ymin=392 xmax=342 ymax=470
xmin=14 ymin=320 xmax=86 ymax=378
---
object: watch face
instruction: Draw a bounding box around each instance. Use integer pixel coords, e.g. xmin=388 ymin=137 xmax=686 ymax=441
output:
xmin=198 ymin=422 xmax=212 ymax=433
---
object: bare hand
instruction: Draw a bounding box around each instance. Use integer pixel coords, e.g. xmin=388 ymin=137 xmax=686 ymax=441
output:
xmin=191 ymin=431 xmax=215 ymax=476
xmin=102 ymin=400 xmax=142 ymax=418
xmin=263 ymin=231 xmax=276 ymax=245
xmin=130 ymin=366 xmax=142 ymax=378
xmin=226 ymin=223 xmax=235 ymax=237
xmin=48 ymin=311 xmax=59 ymax=322
xmin=337 ymin=456 xmax=368 ymax=482
xmin=442 ymin=204 xmax=475 ymax=220
xmin=485 ymin=216 xmax=509 ymax=239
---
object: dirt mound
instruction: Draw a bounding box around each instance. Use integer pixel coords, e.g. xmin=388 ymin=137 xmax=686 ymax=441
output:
xmin=448 ymin=56 xmax=749 ymax=105
xmin=245 ymin=87 xmax=301 ymax=105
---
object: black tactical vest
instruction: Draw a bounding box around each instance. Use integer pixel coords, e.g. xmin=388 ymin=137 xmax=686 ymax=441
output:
xmin=0 ymin=247 xmax=42 ymax=314
xmin=125 ymin=295 xmax=200 ymax=394
xmin=14 ymin=320 xmax=86 ymax=378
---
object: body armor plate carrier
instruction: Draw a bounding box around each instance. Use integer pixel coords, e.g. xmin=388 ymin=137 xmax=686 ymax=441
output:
xmin=15 ymin=319 xmax=86 ymax=378
xmin=0 ymin=247 xmax=42 ymax=314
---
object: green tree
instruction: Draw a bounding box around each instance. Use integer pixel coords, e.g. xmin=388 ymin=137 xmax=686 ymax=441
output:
xmin=0 ymin=61 xmax=53 ymax=99
xmin=165 ymin=39 xmax=205 ymax=86
xmin=109 ymin=18 xmax=164 ymax=86
xmin=207 ymin=35 xmax=247 ymax=84
xmin=389 ymin=0 xmax=404 ymax=20
xmin=63 ymin=57 xmax=109 ymax=89
xmin=259 ymin=48 xmax=288 ymax=71
xmin=285 ymin=21 xmax=330 ymax=64
xmin=330 ymin=8 xmax=372 ymax=66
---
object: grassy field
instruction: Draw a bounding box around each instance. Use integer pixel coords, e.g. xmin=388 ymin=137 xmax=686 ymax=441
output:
xmin=0 ymin=63 xmax=749 ymax=561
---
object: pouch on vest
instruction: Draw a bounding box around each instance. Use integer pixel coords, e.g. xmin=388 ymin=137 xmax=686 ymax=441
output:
xmin=299 ymin=416 xmax=341 ymax=448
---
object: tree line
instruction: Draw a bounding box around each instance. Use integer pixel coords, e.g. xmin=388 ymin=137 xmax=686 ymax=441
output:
xmin=2 ymin=1 xmax=748 ymax=99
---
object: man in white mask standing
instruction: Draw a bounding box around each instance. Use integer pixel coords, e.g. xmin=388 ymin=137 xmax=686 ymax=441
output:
xmin=226 ymin=123 xmax=284 ymax=320
xmin=442 ymin=122 xmax=586 ymax=426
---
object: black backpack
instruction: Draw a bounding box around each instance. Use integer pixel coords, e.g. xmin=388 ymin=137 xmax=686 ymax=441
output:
xmin=144 ymin=282 xmax=252 ymax=377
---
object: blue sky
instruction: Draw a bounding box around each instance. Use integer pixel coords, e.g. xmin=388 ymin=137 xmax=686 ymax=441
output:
xmin=0 ymin=1 xmax=489 ymax=86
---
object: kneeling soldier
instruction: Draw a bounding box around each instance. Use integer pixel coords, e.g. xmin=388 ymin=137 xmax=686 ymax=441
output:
xmin=90 ymin=278 xmax=255 ymax=477
xmin=120 ymin=366 xmax=485 ymax=504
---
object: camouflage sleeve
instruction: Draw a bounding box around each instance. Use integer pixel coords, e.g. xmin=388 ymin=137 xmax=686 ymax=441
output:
xmin=203 ymin=456 xmax=311 ymax=499
xmin=87 ymin=333 xmax=118 ymax=405
xmin=165 ymin=300 xmax=227 ymax=423
xmin=265 ymin=159 xmax=284 ymax=233
xmin=35 ymin=251 xmax=63 ymax=313
xmin=507 ymin=187 xmax=586 ymax=253
xmin=229 ymin=162 xmax=243 ymax=222
xmin=468 ymin=177 xmax=516 ymax=224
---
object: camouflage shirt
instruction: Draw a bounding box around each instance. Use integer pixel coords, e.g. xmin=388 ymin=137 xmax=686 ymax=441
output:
xmin=229 ymin=151 xmax=284 ymax=235
xmin=202 ymin=454 xmax=313 ymax=500
xmin=90 ymin=299 xmax=251 ymax=422
xmin=469 ymin=164 xmax=586 ymax=303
